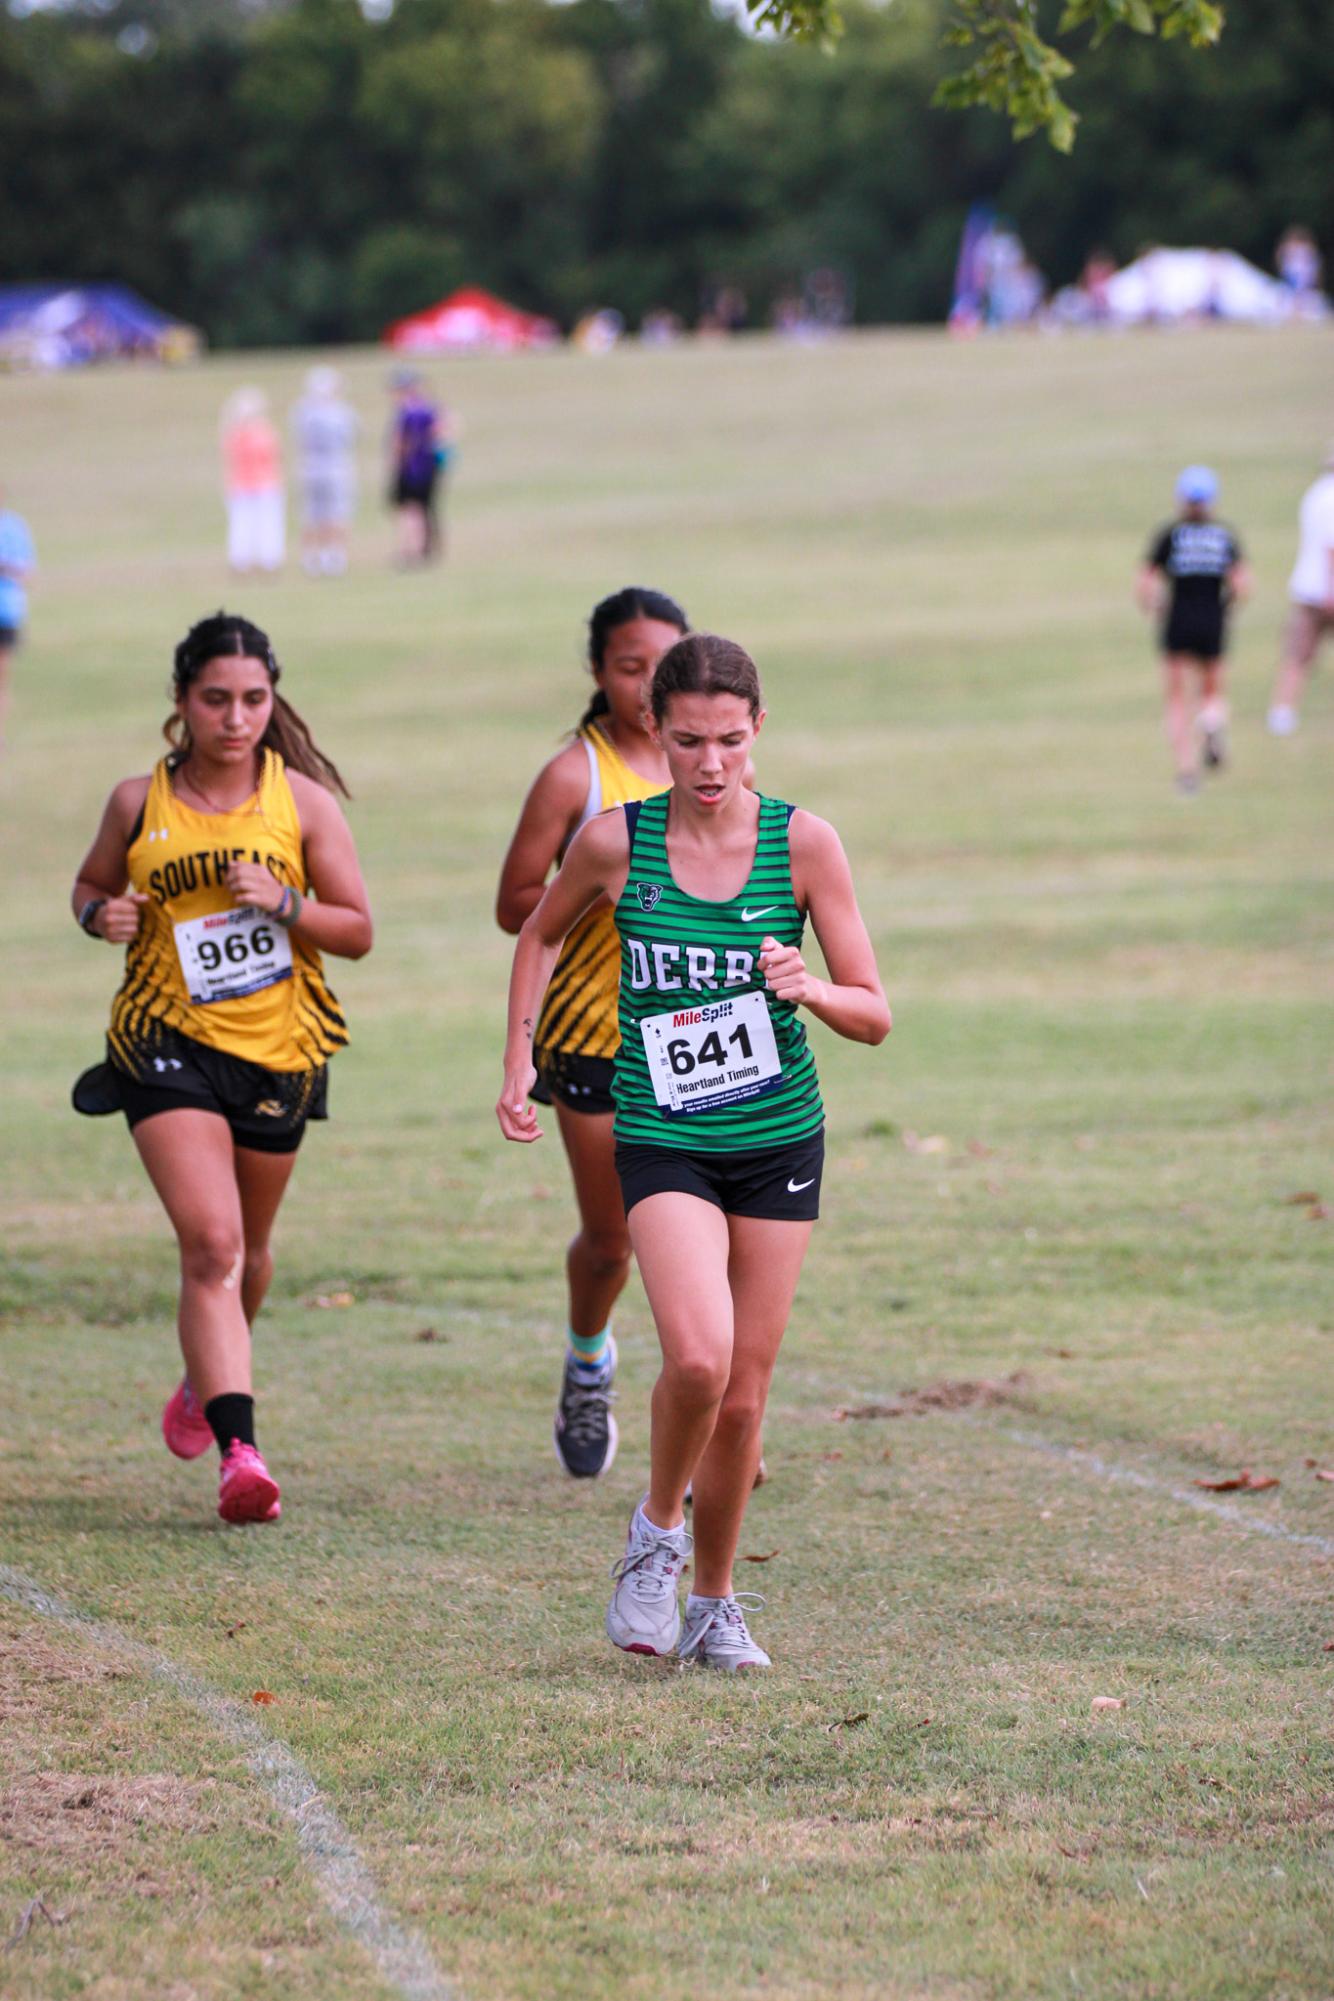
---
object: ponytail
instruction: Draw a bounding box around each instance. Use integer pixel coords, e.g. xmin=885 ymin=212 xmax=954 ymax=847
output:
xmin=165 ymin=610 xmax=350 ymax=797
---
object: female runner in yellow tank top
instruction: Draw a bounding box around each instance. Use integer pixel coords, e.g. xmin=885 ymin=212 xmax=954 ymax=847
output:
xmin=496 ymin=589 xmax=686 ymax=1478
xmin=70 ymin=613 xmax=373 ymax=1526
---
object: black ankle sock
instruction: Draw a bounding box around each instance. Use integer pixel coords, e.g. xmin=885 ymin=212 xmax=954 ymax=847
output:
xmin=205 ymin=1393 xmax=256 ymax=1455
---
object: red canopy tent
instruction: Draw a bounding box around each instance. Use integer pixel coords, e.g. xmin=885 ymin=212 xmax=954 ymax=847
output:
xmin=384 ymin=286 xmax=558 ymax=354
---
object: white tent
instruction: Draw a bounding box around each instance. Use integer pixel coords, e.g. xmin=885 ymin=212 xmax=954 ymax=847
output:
xmin=1105 ymin=248 xmax=1291 ymax=324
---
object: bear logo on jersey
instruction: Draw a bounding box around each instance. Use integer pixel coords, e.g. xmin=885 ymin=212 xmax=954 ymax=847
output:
xmin=636 ymin=883 xmax=663 ymax=912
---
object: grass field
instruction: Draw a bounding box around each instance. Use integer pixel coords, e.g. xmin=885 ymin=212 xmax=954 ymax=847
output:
xmin=1 ymin=325 xmax=1332 ymax=2001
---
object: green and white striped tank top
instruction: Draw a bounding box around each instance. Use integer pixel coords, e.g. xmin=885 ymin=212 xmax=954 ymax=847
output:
xmin=612 ymin=791 xmax=824 ymax=1154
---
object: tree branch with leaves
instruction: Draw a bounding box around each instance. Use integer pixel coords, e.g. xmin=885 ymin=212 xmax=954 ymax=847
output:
xmin=743 ymin=0 xmax=1224 ymax=149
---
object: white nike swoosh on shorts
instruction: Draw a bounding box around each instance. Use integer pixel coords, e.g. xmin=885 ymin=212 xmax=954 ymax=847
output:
xmin=787 ymin=1176 xmax=815 ymax=1193
xmin=741 ymin=906 xmax=777 ymax=922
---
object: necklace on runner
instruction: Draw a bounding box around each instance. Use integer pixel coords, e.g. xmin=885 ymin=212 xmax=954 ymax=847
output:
xmin=177 ymin=757 xmax=256 ymax=816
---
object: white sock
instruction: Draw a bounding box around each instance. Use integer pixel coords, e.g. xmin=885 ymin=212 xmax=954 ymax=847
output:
xmin=638 ymin=1500 xmax=685 ymax=1538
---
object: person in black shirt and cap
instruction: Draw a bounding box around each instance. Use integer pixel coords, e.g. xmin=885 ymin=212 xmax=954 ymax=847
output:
xmin=1137 ymin=467 xmax=1251 ymax=794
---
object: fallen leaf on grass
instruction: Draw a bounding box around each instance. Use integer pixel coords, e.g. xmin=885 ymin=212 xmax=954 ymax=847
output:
xmin=1090 ymin=1697 xmax=1125 ymax=1713
xmin=251 ymin=1691 xmax=276 ymax=1705
xmin=309 ymin=1291 xmax=354 ymax=1310
xmin=1314 ymin=1469 xmax=1334 ymax=1483
xmin=1192 ymin=1469 xmax=1280 ymax=1492
xmin=741 ymin=1549 xmax=780 ymax=1564
xmin=903 ymin=1130 xmax=951 ymax=1155
xmin=966 ymin=1139 xmax=993 ymax=1157
xmin=414 ymin=1327 xmax=443 ymax=1343
xmin=1283 ymin=1191 xmax=1321 ymax=1205
xmin=1307 ymin=1204 xmax=1329 ymax=1221
xmin=834 ymin=1372 xmax=1032 ymax=1422
xmin=821 ymin=1451 xmax=843 ymax=1463
xmin=1323 ymin=1640 xmax=1334 ymax=1653
xmin=916 ymin=1716 xmax=933 ymax=1728
xmin=224 ymin=1621 xmax=247 ymax=1639
xmin=827 ymin=1711 xmax=870 ymax=1733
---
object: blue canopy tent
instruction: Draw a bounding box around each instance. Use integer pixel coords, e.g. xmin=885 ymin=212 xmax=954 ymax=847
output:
xmin=0 ymin=284 xmax=200 ymax=368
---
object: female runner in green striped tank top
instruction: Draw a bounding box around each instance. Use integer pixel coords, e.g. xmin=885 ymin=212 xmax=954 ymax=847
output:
xmin=498 ymin=635 xmax=889 ymax=1671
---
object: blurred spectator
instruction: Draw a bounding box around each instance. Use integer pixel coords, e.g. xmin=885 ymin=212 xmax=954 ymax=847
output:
xmin=0 ymin=488 xmax=36 ymax=751
xmin=291 ymin=365 xmax=358 ymax=579
xmin=220 ymin=387 xmax=284 ymax=576
xmin=573 ymin=308 xmax=624 ymax=354
xmin=639 ymin=308 xmax=683 ymax=348
xmin=388 ymin=369 xmax=448 ymax=565
xmin=1276 ymin=225 xmax=1322 ymax=301
xmin=1268 ymin=443 xmax=1334 ymax=735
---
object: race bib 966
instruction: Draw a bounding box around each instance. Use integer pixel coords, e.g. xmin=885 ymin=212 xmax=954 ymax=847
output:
xmin=173 ymin=906 xmax=293 ymax=1005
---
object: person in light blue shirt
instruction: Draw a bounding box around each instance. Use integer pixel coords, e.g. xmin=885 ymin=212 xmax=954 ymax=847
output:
xmin=0 ymin=497 xmax=35 ymax=749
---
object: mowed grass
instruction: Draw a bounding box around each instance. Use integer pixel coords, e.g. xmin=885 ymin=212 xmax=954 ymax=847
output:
xmin=1 ymin=326 xmax=1332 ymax=2001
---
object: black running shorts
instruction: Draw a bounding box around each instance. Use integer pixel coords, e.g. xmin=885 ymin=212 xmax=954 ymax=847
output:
xmin=615 ymin=1128 xmax=824 ymax=1221
xmin=536 ymin=1050 xmax=617 ymax=1118
xmin=1163 ymin=609 xmax=1225 ymax=661
xmin=73 ymin=1026 xmax=327 ymax=1155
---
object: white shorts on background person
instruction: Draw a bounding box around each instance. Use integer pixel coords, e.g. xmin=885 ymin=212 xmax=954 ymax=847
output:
xmin=226 ymin=489 xmax=285 ymax=571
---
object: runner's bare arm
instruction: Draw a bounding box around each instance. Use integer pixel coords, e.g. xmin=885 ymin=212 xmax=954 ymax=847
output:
xmin=761 ymin=811 xmax=889 ymax=1046
xmin=1135 ymin=563 xmax=1163 ymax=616
xmin=497 ymin=810 xmax=630 ymax=1142
xmin=246 ymin=772 xmax=373 ymax=959
xmin=70 ymin=777 xmax=151 ymax=942
xmin=495 ymin=741 xmax=590 ymax=934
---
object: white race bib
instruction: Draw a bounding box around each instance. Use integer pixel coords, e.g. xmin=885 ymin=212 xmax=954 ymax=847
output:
xmin=640 ymin=988 xmax=782 ymax=1116
xmin=173 ymin=906 xmax=293 ymax=1005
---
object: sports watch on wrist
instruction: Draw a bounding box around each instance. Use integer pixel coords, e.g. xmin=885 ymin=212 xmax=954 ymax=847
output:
xmin=78 ymin=897 xmax=108 ymax=937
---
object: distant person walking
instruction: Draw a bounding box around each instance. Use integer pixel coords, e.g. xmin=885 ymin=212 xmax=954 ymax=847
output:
xmin=291 ymin=366 xmax=358 ymax=578
xmin=1138 ymin=467 xmax=1249 ymax=792
xmin=1268 ymin=446 xmax=1334 ymax=736
xmin=388 ymin=370 xmax=449 ymax=565
xmin=0 ymin=490 xmax=36 ymax=751
xmin=221 ymin=389 xmax=285 ymax=577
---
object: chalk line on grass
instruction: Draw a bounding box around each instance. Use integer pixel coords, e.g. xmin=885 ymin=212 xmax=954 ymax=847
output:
xmin=988 ymin=1426 xmax=1334 ymax=1558
xmin=0 ymin=1565 xmax=457 ymax=2001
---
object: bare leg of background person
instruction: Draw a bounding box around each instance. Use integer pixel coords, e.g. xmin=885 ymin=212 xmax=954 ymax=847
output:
xmin=0 ymin=641 xmax=12 ymax=751
xmin=1198 ymin=659 xmax=1228 ymax=766
xmin=1269 ymin=607 xmax=1319 ymax=731
xmin=553 ymin=1102 xmax=633 ymax=1342
xmin=1162 ymin=656 xmax=1197 ymax=785
xmin=688 ymin=1214 xmax=810 ymax=1598
xmin=133 ymin=1110 xmax=252 ymax=1403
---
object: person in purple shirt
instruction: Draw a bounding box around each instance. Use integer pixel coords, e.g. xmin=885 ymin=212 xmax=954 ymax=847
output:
xmin=388 ymin=369 xmax=451 ymax=565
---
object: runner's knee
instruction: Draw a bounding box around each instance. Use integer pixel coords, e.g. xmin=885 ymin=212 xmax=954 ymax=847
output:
xmin=577 ymin=1226 xmax=632 ymax=1278
xmin=179 ymin=1224 xmax=245 ymax=1290
xmin=662 ymin=1348 xmax=730 ymax=1408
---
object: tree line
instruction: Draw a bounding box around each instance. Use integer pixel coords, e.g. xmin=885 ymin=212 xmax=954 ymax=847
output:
xmin=0 ymin=0 xmax=1329 ymax=348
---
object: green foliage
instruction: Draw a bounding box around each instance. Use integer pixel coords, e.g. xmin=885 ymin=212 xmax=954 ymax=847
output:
xmin=934 ymin=0 xmax=1223 ymax=149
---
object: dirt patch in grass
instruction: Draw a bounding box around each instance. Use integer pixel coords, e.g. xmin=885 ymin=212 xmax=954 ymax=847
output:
xmin=834 ymin=1372 xmax=1035 ymax=1421
xmin=1 ymin=1772 xmax=217 ymax=1856
xmin=0 ymin=1623 xmax=131 ymax=1726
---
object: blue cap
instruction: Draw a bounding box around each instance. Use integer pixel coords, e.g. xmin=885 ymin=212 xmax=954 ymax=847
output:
xmin=1177 ymin=465 xmax=1218 ymax=505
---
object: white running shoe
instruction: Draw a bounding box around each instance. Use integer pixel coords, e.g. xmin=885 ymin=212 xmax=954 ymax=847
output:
xmin=1267 ymin=704 xmax=1298 ymax=737
xmin=606 ymin=1502 xmax=691 ymax=1657
xmin=678 ymin=1592 xmax=771 ymax=1672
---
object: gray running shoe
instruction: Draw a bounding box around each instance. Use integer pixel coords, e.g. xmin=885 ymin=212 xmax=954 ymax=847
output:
xmin=606 ymin=1503 xmax=691 ymax=1656
xmin=678 ymin=1592 xmax=771 ymax=1672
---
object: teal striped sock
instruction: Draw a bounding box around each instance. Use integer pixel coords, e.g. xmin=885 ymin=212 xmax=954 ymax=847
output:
xmin=568 ymin=1324 xmax=612 ymax=1383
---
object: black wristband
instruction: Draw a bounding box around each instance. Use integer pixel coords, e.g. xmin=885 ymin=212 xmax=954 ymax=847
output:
xmin=78 ymin=897 xmax=107 ymax=937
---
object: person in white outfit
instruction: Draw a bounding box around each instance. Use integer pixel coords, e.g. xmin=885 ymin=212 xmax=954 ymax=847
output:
xmin=291 ymin=367 xmax=358 ymax=577
xmin=1269 ymin=447 xmax=1334 ymax=734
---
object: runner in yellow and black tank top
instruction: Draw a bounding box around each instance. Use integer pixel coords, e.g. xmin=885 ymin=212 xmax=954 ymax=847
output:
xmin=533 ymin=720 xmax=665 ymax=1100
xmin=108 ymin=746 xmax=348 ymax=1080
xmin=70 ymin=613 xmax=373 ymax=1530
xmin=496 ymin=588 xmax=687 ymax=1478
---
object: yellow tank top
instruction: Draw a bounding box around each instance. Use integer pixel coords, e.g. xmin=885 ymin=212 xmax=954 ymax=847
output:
xmin=108 ymin=751 xmax=348 ymax=1074
xmin=535 ymin=723 xmax=665 ymax=1064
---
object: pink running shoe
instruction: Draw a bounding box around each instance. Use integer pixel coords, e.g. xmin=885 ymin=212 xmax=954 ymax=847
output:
xmin=162 ymin=1378 xmax=214 ymax=1460
xmin=217 ymin=1443 xmax=281 ymax=1525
